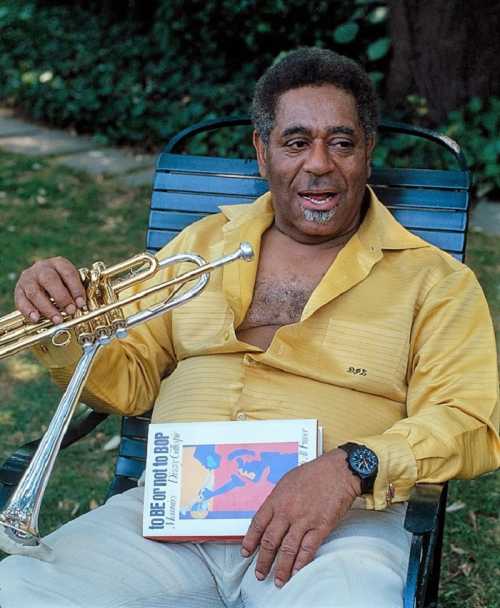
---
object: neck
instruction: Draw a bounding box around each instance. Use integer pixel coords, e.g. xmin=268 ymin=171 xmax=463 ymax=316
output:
xmin=272 ymin=219 xmax=361 ymax=250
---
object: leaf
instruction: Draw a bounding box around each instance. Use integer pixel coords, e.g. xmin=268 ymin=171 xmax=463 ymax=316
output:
xmin=450 ymin=543 xmax=467 ymax=555
xmin=351 ymin=8 xmax=365 ymax=20
xmin=333 ymin=22 xmax=359 ymax=44
xmin=446 ymin=500 xmax=466 ymax=513
xmin=459 ymin=562 xmax=473 ymax=577
xmin=484 ymin=163 xmax=500 ymax=178
xmin=467 ymin=97 xmax=482 ymax=114
xmin=468 ymin=510 xmax=478 ymax=531
xmin=477 ymin=181 xmax=495 ymax=198
xmin=102 ymin=434 xmax=121 ymax=451
xmin=369 ymin=71 xmax=384 ymax=85
xmin=89 ymin=499 xmax=99 ymax=510
xmin=368 ymin=6 xmax=388 ymax=24
xmin=367 ymin=37 xmax=391 ymax=61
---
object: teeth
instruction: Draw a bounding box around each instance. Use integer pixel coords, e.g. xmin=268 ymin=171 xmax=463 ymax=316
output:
xmin=302 ymin=193 xmax=333 ymax=205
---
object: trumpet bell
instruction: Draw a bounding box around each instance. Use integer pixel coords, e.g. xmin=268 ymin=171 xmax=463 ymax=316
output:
xmin=0 ymin=519 xmax=52 ymax=560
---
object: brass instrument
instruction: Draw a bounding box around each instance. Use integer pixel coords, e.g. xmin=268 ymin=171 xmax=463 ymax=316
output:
xmin=0 ymin=243 xmax=254 ymax=560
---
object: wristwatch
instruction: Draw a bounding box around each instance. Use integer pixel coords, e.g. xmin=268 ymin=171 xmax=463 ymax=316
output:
xmin=338 ymin=442 xmax=379 ymax=494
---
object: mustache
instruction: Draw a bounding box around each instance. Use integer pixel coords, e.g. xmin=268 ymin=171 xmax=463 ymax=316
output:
xmin=303 ymin=177 xmax=343 ymax=190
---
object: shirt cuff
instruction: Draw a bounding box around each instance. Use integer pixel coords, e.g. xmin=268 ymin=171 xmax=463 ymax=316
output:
xmin=352 ymin=433 xmax=418 ymax=510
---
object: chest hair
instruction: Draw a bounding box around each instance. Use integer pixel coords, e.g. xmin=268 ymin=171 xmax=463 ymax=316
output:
xmin=239 ymin=275 xmax=318 ymax=328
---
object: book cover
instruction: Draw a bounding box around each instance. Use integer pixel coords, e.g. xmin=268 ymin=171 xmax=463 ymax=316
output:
xmin=143 ymin=419 xmax=320 ymax=542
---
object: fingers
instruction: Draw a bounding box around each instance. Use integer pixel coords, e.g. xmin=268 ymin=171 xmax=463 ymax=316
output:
xmin=52 ymin=257 xmax=86 ymax=309
xmin=253 ymin=515 xmax=289 ymax=583
xmin=241 ymin=502 xmax=273 ymax=558
xmin=15 ymin=279 xmax=62 ymax=324
xmin=289 ymin=529 xmax=323 ymax=579
xmin=14 ymin=288 xmax=43 ymax=324
xmin=271 ymin=527 xmax=323 ymax=588
xmin=243 ymin=516 xmax=325 ymax=588
xmin=272 ymin=528 xmax=303 ymax=587
xmin=15 ymin=257 xmax=85 ymax=324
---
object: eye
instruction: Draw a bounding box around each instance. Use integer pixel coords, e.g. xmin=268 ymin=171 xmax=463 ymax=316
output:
xmin=330 ymin=139 xmax=355 ymax=152
xmin=331 ymin=139 xmax=354 ymax=149
xmin=285 ymin=139 xmax=308 ymax=150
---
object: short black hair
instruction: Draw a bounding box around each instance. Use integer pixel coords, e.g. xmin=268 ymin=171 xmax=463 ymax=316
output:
xmin=252 ymin=47 xmax=379 ymax=144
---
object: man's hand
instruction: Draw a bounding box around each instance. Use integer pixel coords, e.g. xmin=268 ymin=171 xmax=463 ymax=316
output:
xmin=15 ymin=257 xmax=86 ymax=324
xmin=240 ymin=448 xmax=361 ymax=588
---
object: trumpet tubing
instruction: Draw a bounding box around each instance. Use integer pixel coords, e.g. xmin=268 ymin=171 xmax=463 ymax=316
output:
xmin=0 ymin=243 xmax=254 ymax=360
xmin=0 ymin=242 xmax=254 ymax=559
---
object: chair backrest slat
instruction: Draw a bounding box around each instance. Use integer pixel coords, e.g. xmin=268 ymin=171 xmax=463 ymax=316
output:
xmin=154 ymin=171 xmax=267 ymax=197
xmin=152 ymin=191 xmax=257 ymax=213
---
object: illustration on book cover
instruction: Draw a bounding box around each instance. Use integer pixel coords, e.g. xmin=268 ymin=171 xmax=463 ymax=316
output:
xmin=180 ymin=442 xmax=298 ymax=520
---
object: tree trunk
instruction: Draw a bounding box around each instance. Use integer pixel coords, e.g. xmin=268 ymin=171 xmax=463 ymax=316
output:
xmin=386 ymin=0 xmax=500 ymax=123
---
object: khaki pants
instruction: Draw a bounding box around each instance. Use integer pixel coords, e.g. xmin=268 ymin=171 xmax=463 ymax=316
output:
xmin=0 ymin=487 xmax=411 ymax=608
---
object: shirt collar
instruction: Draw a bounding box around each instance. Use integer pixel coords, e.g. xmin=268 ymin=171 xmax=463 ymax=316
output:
xmin=219 ymin=188 xmax=429 ymax=323
xmin=219 ymin=187 xmax=429 ymax=256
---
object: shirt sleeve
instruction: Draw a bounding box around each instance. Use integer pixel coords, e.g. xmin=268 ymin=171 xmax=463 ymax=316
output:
xmin=354 ymin=266 xmax=500 ymax=510
xmin=32 ymin=244 xmax=182 ymax=416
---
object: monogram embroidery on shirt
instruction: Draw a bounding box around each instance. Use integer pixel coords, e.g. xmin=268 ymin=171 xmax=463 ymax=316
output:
xmin=347 ymin=366 xmax=367 ymax=376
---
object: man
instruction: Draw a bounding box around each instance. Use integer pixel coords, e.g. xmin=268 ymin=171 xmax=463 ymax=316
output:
xmin=1 ymin=48 xmax=499 ymax=607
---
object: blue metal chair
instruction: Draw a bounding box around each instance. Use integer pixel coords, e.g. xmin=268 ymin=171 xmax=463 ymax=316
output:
xmin=0 ymin=118 xmax=471 ymax=608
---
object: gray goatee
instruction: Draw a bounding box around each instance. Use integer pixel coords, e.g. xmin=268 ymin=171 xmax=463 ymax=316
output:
xmin=303 ymin=207 xmax=337 ymax=224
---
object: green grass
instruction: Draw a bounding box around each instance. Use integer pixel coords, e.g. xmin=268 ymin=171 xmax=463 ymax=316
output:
xmin=0 ymin=151 xmax=498 ymax=606
xmin=440 ymin=229 xmax=500 ymax=608
xmin=0 ymin=151 xmax=149 ymax=534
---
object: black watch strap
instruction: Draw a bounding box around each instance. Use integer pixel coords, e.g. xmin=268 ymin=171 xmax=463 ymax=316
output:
xmin=339 ymin=442 xmax=378 ymax=494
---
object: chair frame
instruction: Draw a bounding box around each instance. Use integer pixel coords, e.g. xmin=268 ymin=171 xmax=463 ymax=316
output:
xmin=0 ymin=117 xmax=472 ymax=608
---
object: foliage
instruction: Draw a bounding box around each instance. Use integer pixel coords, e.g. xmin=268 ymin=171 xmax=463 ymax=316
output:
xmin=0 ymin=0 xmax=389 ymax=153
xmin=372 ymin=96 xmax=500 ymax=197
xmin=446 ymin=97 xmax=500 ymax=198
xmin=0 ymin=0 xmax=498 ymax=195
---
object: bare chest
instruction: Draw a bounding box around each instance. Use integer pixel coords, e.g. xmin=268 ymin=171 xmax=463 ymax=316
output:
xmin=235 ymin=227 xmax=340 ymax=349
xmin=238 ymin=274 xmax=318 ymax=329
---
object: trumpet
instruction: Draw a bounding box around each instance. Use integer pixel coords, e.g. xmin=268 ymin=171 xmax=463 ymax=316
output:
xmin=0 ymin=242 xmax=254 ymax=560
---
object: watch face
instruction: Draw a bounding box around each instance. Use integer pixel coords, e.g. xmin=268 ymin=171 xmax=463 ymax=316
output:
xmin=351 ymin=446 xmax=378 ymax=477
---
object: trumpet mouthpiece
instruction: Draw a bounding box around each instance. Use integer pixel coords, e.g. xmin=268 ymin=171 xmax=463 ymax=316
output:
xmin=239 ymin=242 xmax=254 ymax=262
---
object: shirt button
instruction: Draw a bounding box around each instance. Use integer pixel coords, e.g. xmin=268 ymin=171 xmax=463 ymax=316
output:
xmin=236 ymin=412 xmax=246 ymax=421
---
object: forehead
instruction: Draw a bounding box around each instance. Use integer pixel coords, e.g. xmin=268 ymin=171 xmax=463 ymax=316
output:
xmin=273 ymin=85 xmax=361 ymax=134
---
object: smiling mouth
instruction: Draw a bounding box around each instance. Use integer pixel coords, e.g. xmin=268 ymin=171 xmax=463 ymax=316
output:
xmin=299 ymin=191 xmax=339 ymax=210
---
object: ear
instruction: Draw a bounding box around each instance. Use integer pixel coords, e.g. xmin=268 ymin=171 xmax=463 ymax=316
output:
xmin=365 ymin=135 xmax=376 ymax=179
xmin=253 ymin=131 xmax=268 ymax=179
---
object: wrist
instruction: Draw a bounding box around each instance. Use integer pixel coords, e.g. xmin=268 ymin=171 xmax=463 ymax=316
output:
xmin=328 ymin=449 xmax=363 ymax=497
xmin=338 ymin=442 xmax=379 ymax=495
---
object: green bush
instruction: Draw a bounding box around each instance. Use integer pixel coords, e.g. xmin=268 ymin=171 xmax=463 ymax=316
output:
xmin=445 ymin=97 xmax=500 ymax=198
xmin=373 ymin=96 xmax=500 ymax=197
xmin=1 ymin=0 xmax=498 ymax=195
xmin=0 ymin=2 xmax=249 ymax=149
xmin=0 ymin=0 xmax=388 ymax=153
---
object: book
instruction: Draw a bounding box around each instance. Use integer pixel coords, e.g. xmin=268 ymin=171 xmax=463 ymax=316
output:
xmin=143 ymin=419 xmax=321 ymax=542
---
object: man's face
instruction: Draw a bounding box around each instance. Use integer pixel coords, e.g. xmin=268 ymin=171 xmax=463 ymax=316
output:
xmin=253 ymin=85 xmax=375 ymax=244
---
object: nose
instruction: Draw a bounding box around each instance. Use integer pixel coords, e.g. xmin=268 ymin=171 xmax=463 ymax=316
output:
xmin=303 ymin=141 xmax=334 ymax=176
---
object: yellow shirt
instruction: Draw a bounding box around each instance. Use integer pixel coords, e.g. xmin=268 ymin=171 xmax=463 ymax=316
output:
xmin=36 ymin=189 xmax=500 ymax=509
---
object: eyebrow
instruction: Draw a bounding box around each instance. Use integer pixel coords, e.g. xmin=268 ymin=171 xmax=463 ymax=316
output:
xmin=280 ymin=125 xmax=356 ymax=138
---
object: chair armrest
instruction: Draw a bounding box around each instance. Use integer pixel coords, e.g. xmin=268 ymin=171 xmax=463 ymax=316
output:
xmin=403 ymin=483 xmax=448 ymax=608
xmin=404 ymin=483 xmax=446 ymax=535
